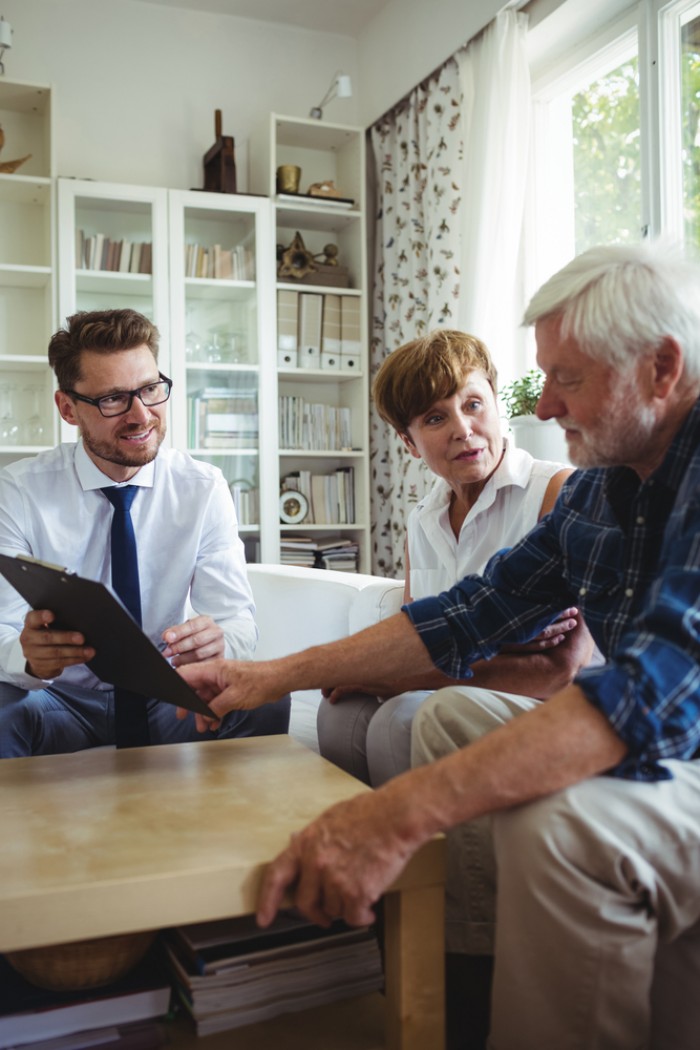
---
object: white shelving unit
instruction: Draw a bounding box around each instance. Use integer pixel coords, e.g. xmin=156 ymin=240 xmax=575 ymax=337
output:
xmin=56 ymin=178 xmax=170 ymax=444
xmin=0 ymin=79 xmax=55 ymax=468
xmin=250 ymin=113 xmax=370 ymax=572
xmin=167 ymin=190 xmax=274 ymax=564
xmin=54 ymin=113 xmax=370 ymax=571
xmin=57 ymin=180 xmax=276 ymax=563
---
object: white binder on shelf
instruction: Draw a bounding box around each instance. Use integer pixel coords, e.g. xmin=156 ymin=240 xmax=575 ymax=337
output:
xmin=277 ymin=290 xmax=299 ymax=368
xmin=298 ymin=293 xmax=323 ymax=369
xmin=340 ymin=297 xmax=362 ymax=372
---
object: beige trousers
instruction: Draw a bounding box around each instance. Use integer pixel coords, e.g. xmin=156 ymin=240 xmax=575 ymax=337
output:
xmin=411 ymin=686 xmax=540 ymax=954
xmin=411 ymin=685 xmax=700 ymax=1049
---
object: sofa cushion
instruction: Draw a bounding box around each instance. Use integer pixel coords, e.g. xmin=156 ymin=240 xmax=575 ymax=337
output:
xmin=246 ymin=564 xmax=405 ymax=752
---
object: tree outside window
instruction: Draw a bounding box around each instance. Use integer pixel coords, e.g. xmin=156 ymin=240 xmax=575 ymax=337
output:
xmin=681 ymin=14 xmax=700 ymax=246
xmin=571 ymin=57 xmax=641 ymax=253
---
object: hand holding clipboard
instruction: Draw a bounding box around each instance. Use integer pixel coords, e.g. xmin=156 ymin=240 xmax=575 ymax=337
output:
xmin=0 ymin=552 xmax=212 ymax=717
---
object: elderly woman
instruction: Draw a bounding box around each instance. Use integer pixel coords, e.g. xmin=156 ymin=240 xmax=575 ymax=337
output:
xmin=317 ymin=329 xmax=594 ymax=786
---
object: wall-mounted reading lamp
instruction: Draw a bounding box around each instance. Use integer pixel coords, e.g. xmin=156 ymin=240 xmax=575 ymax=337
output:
xmin=309 ymin=72 xmax=352 ymax=120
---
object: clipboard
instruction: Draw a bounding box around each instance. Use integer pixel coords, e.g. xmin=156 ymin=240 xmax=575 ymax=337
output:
xmin=0 ymin=552 xmax=213 ymax=718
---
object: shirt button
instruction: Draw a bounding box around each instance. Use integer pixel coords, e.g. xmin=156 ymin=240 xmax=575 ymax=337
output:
xmin=579 ymin=587 xmax=587 ymax=596
xmin=625 ymin=588 xmax=634 ymax=598
xmin=636 ymin=516 xmax=645 ymax=525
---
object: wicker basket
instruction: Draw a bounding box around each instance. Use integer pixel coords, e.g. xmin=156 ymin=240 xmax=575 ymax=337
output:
xmin=5 ymin=930 xmax=156 ymax=991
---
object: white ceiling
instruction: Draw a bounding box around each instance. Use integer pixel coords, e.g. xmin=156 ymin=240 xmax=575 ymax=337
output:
xmin=124 ymin=0 xmax=393 ymax=37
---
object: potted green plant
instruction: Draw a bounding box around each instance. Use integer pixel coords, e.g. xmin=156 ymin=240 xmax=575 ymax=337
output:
xmin=500 ymin=369 xmax=569 ymax=463
xmin=500 ymin=369 xmax=545 ymax=419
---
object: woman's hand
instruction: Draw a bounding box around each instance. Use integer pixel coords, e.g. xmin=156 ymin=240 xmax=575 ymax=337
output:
xmin=500 ymin=607 xmax=579 ymax=653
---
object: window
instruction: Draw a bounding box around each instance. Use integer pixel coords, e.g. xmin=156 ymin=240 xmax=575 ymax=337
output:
xmin=656 ymin=0 xmax=700 ymax=245
xmin=509 ymin=0 xmax=700 ymax=375
xmin=527 ymin=16 xmax=641 ymax=297
xmin=680 ymin=9 xmax=700 ymax=242
xmin=571 ymin=53 xmax=641 ymax=252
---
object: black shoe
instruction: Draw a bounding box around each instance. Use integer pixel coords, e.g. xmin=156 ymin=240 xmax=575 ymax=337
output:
xmin=445 ymin=952 xmax=493 ymax=1050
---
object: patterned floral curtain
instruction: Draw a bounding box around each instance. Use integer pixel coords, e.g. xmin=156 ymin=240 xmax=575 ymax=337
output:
xmin=369 ymin=59 xmax=464 ymax=577
xmin=368 ymin=11 xmax=530 ymax=578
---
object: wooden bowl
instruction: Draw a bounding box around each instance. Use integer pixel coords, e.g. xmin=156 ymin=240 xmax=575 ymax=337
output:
xmin=5 ymin=930 xmax=156 ymax=990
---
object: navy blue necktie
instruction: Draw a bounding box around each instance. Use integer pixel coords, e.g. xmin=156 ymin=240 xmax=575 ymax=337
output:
xmin=102 ymin=486 xmax=151 ymax=748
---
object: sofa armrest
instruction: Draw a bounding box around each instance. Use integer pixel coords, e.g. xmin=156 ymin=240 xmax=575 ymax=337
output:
xmin=348 ymin=578 xmax=404 ymax=634
xmin=246 ymin=563 xmax=403 ymax=661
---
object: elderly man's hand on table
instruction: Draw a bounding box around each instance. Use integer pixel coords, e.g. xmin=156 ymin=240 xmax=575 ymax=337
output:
xmin=256 ymin=777 xmax=426 ymax=930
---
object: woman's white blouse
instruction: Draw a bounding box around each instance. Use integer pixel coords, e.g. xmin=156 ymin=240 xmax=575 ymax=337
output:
xmin=407 ymin=443 xmax=566 ymax=601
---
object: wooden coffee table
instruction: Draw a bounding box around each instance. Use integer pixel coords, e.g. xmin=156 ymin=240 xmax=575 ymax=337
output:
xmin=0 ymin=736 xmax=445 ymax=1049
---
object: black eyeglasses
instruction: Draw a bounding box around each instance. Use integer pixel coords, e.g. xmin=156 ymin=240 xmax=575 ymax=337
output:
xmin=65 ymin=373 xmax=173 ymax=418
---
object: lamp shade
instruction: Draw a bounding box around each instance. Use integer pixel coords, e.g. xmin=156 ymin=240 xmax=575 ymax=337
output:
xmin=0 ymin=18 xmax=12 ymax=49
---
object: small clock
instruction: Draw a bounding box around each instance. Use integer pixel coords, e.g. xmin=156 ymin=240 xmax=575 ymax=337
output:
xmin=279 ymin=489 xmax=309 ymax=525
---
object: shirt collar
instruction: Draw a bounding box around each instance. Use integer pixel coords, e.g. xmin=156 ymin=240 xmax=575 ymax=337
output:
xmin=652 ymin=395 xmax=700 ymax=492
xmin=418 ymin=440 xmax=529 ymax=514
xmin=74 ymin=438 xmax=156 ymax=492
xmin=603 ymin=396 xmax=700 ymax=518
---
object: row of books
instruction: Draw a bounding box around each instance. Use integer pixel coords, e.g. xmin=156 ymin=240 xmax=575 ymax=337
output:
xmin=277 ymin=291 xmax=361 ymax=371
xmin=187 ymin=386 xmax=258 ymax=449
xmin=230 ymin=482 xmax=259 ymax=526
xmin=280 ymin=536 xmax=359 ymax=572
xmin=76 ymin=231 xmax=153 ymax=275
xmin=184 ymin=242 xmax=254 ymax=281
xmin=279 ymin=395 xmax=353 ymax=451
xmin=281 ymin=466 xmax=355 ymax=525
xmin=163 ymin=910 xmax=382 ymax=1036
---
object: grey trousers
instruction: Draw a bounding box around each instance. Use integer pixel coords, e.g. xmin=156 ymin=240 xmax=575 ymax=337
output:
xmin=316 ymin=689 xmax=430 ymax=786
xmin=411 ymin=685 xmax=700 ymax=1050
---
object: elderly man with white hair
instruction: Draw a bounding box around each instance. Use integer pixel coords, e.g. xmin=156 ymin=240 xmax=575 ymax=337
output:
xmin=179 ymin=241 xmax=700 ymax=1050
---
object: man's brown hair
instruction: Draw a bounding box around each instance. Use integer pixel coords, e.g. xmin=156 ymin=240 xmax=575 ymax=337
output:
xmin=372 ymin=329 xmax=498 ymax=434
xmin=48 ymin=309 xmax=160 ymax=391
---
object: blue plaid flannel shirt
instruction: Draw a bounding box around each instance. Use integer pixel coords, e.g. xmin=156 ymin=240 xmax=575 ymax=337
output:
xmin=405 ymin=398 xmax=700 ymax=781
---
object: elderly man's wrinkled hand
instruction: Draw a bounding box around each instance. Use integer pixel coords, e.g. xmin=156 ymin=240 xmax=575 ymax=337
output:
xmin=256 ymin=789 xmax=418 ymax=930
xmin=175 ymin=657 xmax=284 ymax=729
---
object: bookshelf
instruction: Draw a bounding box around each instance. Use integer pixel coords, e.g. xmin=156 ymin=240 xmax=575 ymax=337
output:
xmin=0 ymin=79 xmax=55 ymax=470
xmin=55 ymin=114 xmax=371 ymax=572
xmin=57 ymin=181 xmax=272 ymax=563
xmin=168 ymin=190 xmax=274 ymax=564
xmin=250 ymin=114 xmax=370 ymax=572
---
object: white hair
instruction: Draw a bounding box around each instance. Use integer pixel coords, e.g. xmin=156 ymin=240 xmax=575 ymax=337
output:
xmin=523 ymin=241 xmax=700 ymax=381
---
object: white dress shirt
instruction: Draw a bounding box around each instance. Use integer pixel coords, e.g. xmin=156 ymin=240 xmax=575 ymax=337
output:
xmin=0 ymin=440 xmax=257 ymax=690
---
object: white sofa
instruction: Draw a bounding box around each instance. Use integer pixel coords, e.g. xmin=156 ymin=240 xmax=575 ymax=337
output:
xmin=246 ymin=564 xmax=404 ymax=751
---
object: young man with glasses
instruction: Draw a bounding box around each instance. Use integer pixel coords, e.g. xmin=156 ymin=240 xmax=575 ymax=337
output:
xmin=0 ymin=308 xmax=289 ymax=757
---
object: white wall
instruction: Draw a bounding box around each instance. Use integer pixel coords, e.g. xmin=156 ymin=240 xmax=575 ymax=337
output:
xmin=0 ymin=0 xmax=360 ymax=190
xmin=0 ymin=0 xmax=516 ymax=186
xmin=357 ymin=0 xmax=508 ymax=126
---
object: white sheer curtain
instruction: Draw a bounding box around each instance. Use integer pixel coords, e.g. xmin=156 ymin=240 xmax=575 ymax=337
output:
xmin=457 ymin=10 xmax=531 ymax=379
xmin=368 ymin=9 xmax=532 ymax=576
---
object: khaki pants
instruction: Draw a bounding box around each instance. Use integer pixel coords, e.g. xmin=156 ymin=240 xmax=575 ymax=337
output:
xmin=411 ymin=686 xmax=700 ymax=1049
